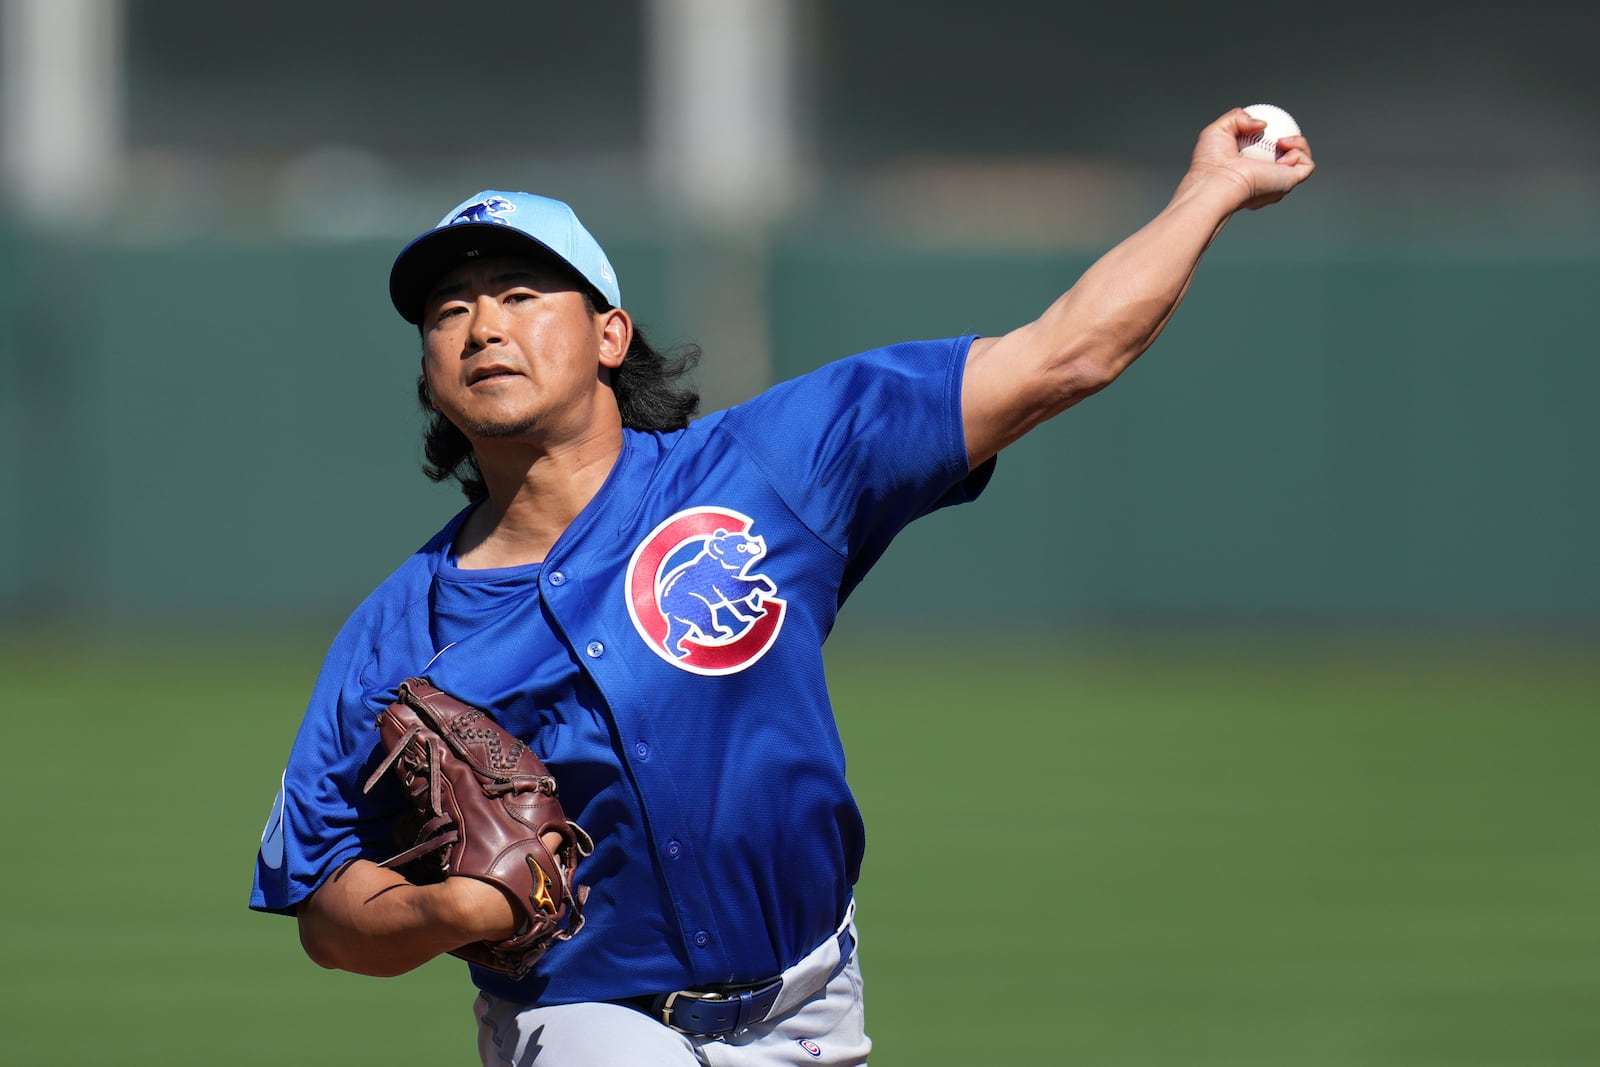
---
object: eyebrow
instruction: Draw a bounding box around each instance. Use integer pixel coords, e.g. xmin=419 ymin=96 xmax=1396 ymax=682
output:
xmin=429 ymin=268 xmax=554 ymax=304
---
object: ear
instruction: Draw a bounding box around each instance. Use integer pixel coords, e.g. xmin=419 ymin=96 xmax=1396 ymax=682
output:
xmin=596 ymin=307 xmax=632 ymax=370
xmin=419 ymin=357 xmax=438 ymax=409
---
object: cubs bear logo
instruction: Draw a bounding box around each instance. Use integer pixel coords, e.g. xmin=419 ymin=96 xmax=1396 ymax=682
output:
xmin=449 ymin=196 xmax=516 ymax=226
xmin=626 ymin=507 xmax=786 ymax=676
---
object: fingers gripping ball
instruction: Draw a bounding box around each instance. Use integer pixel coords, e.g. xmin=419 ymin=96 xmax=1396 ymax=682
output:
xmin=363 ymin=678 xmax=594 ymax=978
xmin=1237 ymin=104 xmax=1301 ymax=161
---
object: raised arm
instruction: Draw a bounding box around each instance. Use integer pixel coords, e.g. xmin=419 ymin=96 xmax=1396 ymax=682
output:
xmin=961 ymin=107 xmax=1315 ymax=467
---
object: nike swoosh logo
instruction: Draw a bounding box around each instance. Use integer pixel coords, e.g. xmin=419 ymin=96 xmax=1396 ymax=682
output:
xmin=260 ymin=773 xmax=286 ymax=870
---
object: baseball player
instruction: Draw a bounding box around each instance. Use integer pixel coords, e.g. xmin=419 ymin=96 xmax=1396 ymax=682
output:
xmin=251 ymin=109 xmax=1313 ymax=1065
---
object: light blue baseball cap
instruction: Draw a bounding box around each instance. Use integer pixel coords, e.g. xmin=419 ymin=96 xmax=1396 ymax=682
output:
xmin=388 ymin=190 xmax=622 ymax=324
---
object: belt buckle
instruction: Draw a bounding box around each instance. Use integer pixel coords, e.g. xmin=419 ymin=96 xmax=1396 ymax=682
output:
xmin=658 ymin=979 xmax=783 ymax=1038
xmin=660 ymin=988 xmax=724 ymax=1032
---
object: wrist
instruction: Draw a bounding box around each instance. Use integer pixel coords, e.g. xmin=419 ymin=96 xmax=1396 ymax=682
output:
xmin=1170 ymin=165 xmax=1253 ymax=218
xmin=431 ymin=876 xmax=519 ymax=943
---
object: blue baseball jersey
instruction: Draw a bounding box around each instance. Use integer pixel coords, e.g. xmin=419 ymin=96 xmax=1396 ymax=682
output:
xmin=251 ymin=335 xmax=993 ymax=1004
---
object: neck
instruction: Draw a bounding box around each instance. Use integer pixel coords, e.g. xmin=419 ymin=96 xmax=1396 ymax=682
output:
xmin=453 ymin=422 xmax=624 ymax=569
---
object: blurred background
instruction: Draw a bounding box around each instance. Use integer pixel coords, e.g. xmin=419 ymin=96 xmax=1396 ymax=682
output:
xmin=1 ymin=1 xmax=1595 ymax=1065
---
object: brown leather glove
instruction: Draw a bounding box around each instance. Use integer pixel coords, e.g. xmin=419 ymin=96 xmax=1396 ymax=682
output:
xmin=363 ymin=677 xmax=593 ymax=978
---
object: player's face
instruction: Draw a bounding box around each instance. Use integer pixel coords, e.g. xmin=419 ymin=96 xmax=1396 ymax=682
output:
xmin=419 ymin=256 xmax=627 ymax=446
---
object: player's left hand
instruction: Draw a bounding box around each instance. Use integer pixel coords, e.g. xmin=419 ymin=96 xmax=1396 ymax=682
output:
xmin=1181 ymin=108 xmax=1315 ymax=212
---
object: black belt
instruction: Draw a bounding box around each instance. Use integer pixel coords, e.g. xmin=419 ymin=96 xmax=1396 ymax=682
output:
xmin=623 ymin=928 xmax=855 ymax=1038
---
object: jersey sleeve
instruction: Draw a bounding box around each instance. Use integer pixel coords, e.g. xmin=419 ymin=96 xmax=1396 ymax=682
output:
xmin=248 ymin=615 xmax=405 ymax=917
xmin=719 ymin=336 xmax=994 ymax=599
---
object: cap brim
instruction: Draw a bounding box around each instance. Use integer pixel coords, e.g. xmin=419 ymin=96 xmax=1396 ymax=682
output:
xmin=388 ymin=223 xmax=574 ymax=325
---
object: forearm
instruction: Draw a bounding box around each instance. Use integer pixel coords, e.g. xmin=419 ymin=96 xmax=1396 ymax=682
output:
xmin=296 ymin=859 xmax=512 ymax=977
xmin=965 ymin=174 xmax=1246 ymax=462
xmin=1038 ymin=175 xmax=1241 ymax=380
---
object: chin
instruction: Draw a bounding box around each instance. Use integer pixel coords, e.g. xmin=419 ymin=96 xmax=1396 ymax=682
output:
xmin=464 ymin=413 xmax=543 ymax=440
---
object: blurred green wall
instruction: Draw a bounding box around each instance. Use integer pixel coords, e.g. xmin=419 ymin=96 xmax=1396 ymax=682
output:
xmin=1 ymin=232 xmax=1594 ymax=630
xmin=0 ymin=223 xmax=18 ymax=608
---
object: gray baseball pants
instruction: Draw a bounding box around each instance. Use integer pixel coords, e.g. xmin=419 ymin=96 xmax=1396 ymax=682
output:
xmin=475 ymin=917 xmax=868 ymax=1066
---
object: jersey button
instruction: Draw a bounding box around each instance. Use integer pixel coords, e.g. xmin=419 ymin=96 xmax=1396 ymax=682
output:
xmin=693 ymin=930 xmax=710 ymax=948
xmin=548 ymin=571 xmax=567 ymax=586
xmin=634 ymin=741 xmax=650 ymax=760
xmin=585 ymin=641 xmax=604 ymax=658
xmin=666 ymin=839 xmax=682 ymax=858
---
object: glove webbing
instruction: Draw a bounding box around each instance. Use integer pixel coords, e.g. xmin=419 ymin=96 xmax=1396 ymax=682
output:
xmin=363 ymin=723 xmax=461 ymax=869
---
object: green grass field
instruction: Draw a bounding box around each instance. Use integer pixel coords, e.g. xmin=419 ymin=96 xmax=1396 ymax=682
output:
xmin=1 ymin=630 xmax=1595 ymax=1065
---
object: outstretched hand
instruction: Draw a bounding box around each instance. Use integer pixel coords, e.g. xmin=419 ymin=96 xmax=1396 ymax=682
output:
xmin=1180 ymin=107 xmax=1316 ymax=212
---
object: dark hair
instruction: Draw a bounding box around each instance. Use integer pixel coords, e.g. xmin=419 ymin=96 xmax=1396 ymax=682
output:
xmin=417 ymin=290 xmax=701 ymax=500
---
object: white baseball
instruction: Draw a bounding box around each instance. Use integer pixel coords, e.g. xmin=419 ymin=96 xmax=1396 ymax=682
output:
xmin=1237 ymin=103 xmax=1301 ymax=161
